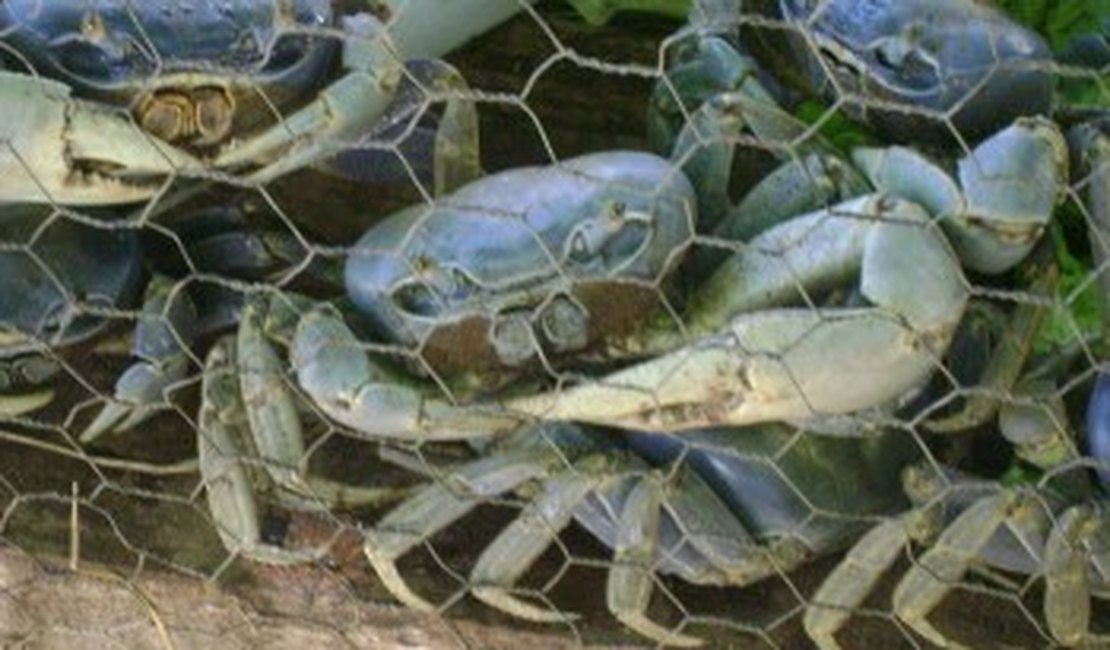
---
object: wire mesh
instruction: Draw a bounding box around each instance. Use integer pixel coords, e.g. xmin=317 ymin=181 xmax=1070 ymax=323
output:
xmin=0 ymin=1 xmax=1107 ymax=648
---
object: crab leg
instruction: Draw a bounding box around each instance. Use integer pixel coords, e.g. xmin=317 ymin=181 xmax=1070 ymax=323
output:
xmin=1044 ymin=505 xmax=1110 ymax=647
xmin=891 ymin=491 xmax=1032 ymax=649
xmin=198 ymin=339 xmax=326 ymax=565
xmin=364 ymin=433 xmax=568 ymax=611
xmin=214 ymin=12 xmax=485 ymax=191
xmin=511 ymin=196 xmax=967 ymax=432
xmin=236 ymin=298 xmax=408 ymax=508
xmin=804 ymin=517 xmax=915 ymax=650
xmin=0 ymin=72 xmax=201 ymax=205
xmin=82 ymin=276 xmax=197 ymax=442
xmin=316 ymin=60 xmax=482 ymax=195
xmin=804 ymin=462 xmax=950 ymax=650
xmin=470 ymin=468 xmax=607 ymax=623
xmin=201 ymin=333 xmax=405 ymax=563
xmin=211 ymin=14 xmax=401 ymax=183
xmin=605 ymin=474 xmax=703 ymax=647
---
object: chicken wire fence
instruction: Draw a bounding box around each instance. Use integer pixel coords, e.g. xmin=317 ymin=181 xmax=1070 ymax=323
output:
xmin=0 ymin=1 xmax=1106 ymax=648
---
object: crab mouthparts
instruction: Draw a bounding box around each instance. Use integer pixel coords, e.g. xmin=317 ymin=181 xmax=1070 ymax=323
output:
xmin=136 ymin=87 xmax=235 ymax=147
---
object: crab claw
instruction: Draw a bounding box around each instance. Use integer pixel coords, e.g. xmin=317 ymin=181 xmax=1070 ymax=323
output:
xmin=291 ymin=305 xmax=525 ymax=441
xmin=0 ymin=72 xmax=202 ymax=205
xmin=854 ymin=118 xmax=1067 ymax=274
xmin=511 ymin=195 xmax=967 ymax=432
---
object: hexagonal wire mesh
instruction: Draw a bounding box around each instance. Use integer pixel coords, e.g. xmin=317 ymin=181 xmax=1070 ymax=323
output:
xmin=0 ymin=0 xmax=1106 ymax=648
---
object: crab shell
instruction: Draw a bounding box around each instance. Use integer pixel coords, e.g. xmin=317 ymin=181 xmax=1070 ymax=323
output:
xmin=0 ymin=0 xmax=334 ymax=144
xmin=0 ymin=204 xmax=142 ymax=355
xmin=779 ymin=0 xmax=1054 ymax=142
xmin=344 ymin=151 xmax=696 ymax=382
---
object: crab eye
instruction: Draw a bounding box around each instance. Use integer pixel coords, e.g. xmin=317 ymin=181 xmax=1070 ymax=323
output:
xmin=446 ymin=266 xmax=482 ymax=302
xmin=563 ymin=202 xmax=653 ymax=270
xmin=389 ymin=281 xmax=443 ymax=318
xmin=566 ymin=230 xmax=597 ymax=264
xmin=873 ymin=39 xmax=939 ymax=87
xmin=37 ymin=299 xmax=71 ymax=342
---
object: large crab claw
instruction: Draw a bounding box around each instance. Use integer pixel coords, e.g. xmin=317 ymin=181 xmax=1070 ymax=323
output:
xmin=854 ymin=117 xmax=1068 ymax=274
xmin=290 ymin=303 xmax=526 ymax=441
xmin=0 ymin=72 xmax=201 ymax=205
xmin=509 ymin=195 xmax=968 ymax=431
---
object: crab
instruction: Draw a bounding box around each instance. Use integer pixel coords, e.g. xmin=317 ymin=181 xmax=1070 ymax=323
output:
xmin=0 ymin=203 xmax=143 ymax=415
xmin=0 ymin=0 xmax=531 ymax=436
xmin=89 ymin=0 xmax=1078 ymax=640
xmin=0 ymin=0 xmax=527 ymax=203
xmin=178 ymin=149 xmax=700 ymax=564
xmin=802 ymin=123 xmax=1110 ymax=647
xmin=771 ymin=0 xmax=1056 ymax=143
xmin=364 ymin=420 xmax=920 ymax=647
xmin=803 ymin=375 xmax=1110 ymax=649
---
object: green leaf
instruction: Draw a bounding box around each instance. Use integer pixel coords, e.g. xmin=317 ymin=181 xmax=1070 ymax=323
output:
xmin=996 ymin=0 xmax=1107 ymax=51
xmin=1034 ymin=221 xmax=1103 ymax=354
xmin=792 ymin=101 xmax=881 ymax=153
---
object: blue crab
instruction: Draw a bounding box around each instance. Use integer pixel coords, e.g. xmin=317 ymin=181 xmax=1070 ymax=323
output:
xmin=0 ymin=204 xmax=142 ymax=415
xmin=804 ymin=374 xmax=1110 ymax=649
xmin=185 ymin=150 xmax=699 ymax=563
xmin=0 ymin=0 xmax=526 ymax=202
xmin=647 ymin=0 xmax=1055 ymax=153
xmin=0 ymin=0 xmax=527 ymax=436
xmin=804 ymin=123 xmax=1110 ymax=648
xmin=365 ymin=421 xmax=920 ymax=646
xmin=210 ymin=83 xmax=1061 ymax=650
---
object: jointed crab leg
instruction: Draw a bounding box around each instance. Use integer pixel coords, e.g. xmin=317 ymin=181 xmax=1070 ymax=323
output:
xmin=604 ymin=473 xmax=703 ymax=648
xmin=891 ymin=491 xmax=1029 ymax=649
xmin=199 ymin=338 xmax=326 ymax=565
xmin=364 ymin=431 xmax=568 ymax=611
xmin=1043 ymin=504 xmax=1110 ymax=647
xmin=211 ymin=15 xmax=403 ymax=184
xmin=199 ymin=332 xmax=406 ymax=565
xmin=82 ymin=276 xmax=197 ymax=441
xmin=470 ymin=468 xmax=609 ymax=623
xmin=804 ymin=516 xmax=921 ymax=650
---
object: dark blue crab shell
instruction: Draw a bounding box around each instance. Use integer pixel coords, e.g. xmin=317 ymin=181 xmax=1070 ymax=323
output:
xmin=618 ymin=426 xmax=917 ymax=551
xmin=1086 ymin=372 xmax=1110 ymax=488
xmin=0 ymin=205 xmax=142 ymax=355
xmin=0 ymin=0 xmax=333 ymax=102
xmin=345 ymin=151 xmax=696 ymax=378
xmin=779 ymin=0 xmax=1054 ymax=143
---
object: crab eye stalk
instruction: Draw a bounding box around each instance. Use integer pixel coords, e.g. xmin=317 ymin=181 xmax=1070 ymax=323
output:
xmin=389 ymin=280 xmax=444 ymax=319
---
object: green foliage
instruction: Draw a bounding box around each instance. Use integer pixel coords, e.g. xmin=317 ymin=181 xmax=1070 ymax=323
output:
xmin=1034 ymin=220 xmax=1104 ymax=354
xmin=995 ymin=0 xmax=1108 ymax=51
xmin=561 ymin=0 xmax=690 ymax=25
xmin=792 ymin=101 xmax=881 ymax=153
